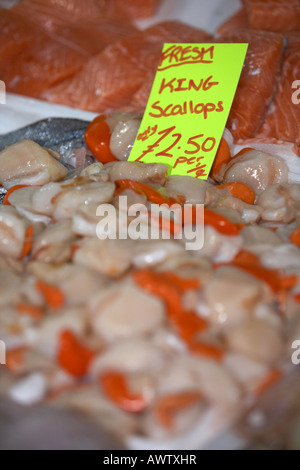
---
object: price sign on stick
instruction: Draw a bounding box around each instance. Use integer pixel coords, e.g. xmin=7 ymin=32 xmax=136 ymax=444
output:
xmin=129 ymin=43 xmax=248 ymax=178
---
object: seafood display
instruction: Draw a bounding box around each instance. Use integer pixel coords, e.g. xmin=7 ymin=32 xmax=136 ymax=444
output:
xmin=0 ymin=0 xmax=300 ymax=154
xmin=0 ymin=113 xmax=299 ymax=448
xmin=0 ymin=0 xmax=300 ymax=451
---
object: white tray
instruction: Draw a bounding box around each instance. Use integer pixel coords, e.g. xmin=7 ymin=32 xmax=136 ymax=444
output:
xmin=0 ymin=94 xmax=98 ymax=134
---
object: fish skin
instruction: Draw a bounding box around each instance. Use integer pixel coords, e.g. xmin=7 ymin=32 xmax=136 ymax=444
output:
xmin=0 ymin=118 xmax=90 ymax=159
xmin=257 ymin=36 xmax=300 ymax=155
xmin=217 ymin=30 xmax=284 ymax=141
xmin=0 ymin=117 xmax=91 ymax=203
xmin=245 ymin=0 xmax=300 ymax=33
xmin=43 ymin=21 xmax=213 ymax=113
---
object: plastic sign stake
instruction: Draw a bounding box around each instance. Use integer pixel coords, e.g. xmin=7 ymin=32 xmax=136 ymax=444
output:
xmin=129 ymin=43 xmax=248 ymax=178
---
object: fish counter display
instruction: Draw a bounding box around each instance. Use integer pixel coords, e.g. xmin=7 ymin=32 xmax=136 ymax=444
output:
xmin=0 ymin=114 xmax=299 ymax=449
xmin=0 ymin=0 xmax=300 ymax=154
xmin=0 ymin=0 xmax=300 ymax=451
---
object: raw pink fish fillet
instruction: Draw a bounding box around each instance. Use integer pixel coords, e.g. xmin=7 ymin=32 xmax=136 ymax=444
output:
xmin=217 ymin=1 xmax=300 ymax=36
xmin=0 ymin=9 xmax=38 ymax=66
xmin=1 ymin=34 xmax=88 ymax=98
xmin=130 ymin=79 xmax=155 ymax=113
xmin=115 ymin=0 xmax=162 ymax=19
xmin=12 ymin=2 xmax=137 ymax=55
xmin=42 ymin=21 xmax=213 ymax=113
xmin=1 ymin=0 xmax=137 ymax=100
xmin=118 ymin=78 xmax=155 ymax=114
xmin=13 ymin=0 xmax=161 ymax=32
xmin=257 ymin=36 xmax=300 ymax=155
xmin=135 ymin=21 xmax=213 ymax=44
xmin=217 ymin=8 xmax=249 ymax=36
xmin=13 ymin=0 xmax=117 ymax=30
xmin=217 ymin=30 xmax=284 ymax=141
xmin=47 ymin=21 xmax=137 ymax=57
xmin=245 ymin=0 xmax=300 ymax=32
xmin=43 ymin=41 xmax=148 ymax=112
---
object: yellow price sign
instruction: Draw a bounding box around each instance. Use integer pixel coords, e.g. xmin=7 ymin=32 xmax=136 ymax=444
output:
xmin=129 ymin=43 xmax=248 ymax=178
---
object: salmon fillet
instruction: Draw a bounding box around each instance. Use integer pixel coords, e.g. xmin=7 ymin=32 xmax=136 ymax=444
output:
xmin=135 ymin=21 xmax=213 ymax=44
xmin=12 ymin=0 xmax=137 ymax=57
xmin=1 ymin=34 xmax=88 ymax=98
xmin=245 ymin=0 xmax=300 ymax=32
xmin=2 ymin=1 xmax=138 ymax=99
xmin=13 ymin=1 xmax=136 ymax=43
xmin=47 ymin=22 xmax=137 ymax=57
xmin=218 ymin=30 xmax=284 ymax=140
xmin=13 ymin=0 xmax=161 ymax=32
xmin=119 ymin=77 xmax=157 ymax=114
xmin=13 ymin=0 xmax=114 ymax=30
xmin=129 ymin=79 xmax=155 ymax=113
xmin=258 ymin=36 xmax=300 ymax=153
xmin=115 ymin=0 xmax=162 ymax=19
xmin=217 ymin=8 xmax=249 ymax=36
xmin=0 ymin=9 xmax=38 ymax=66
xmin=43 ymin=40 xmax=148 ymax=112
xmin=43 ymin=21 xmax=213 ymax=112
